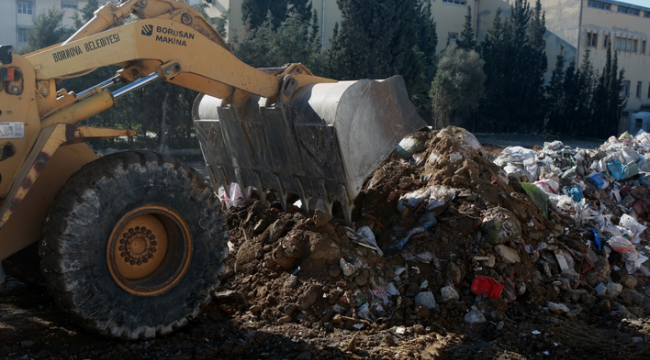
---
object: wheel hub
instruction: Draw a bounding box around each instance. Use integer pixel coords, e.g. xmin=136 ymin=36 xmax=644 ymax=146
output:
xmin=107 ymin=206 xmax=192 ymax=296
xmin=120 ymin=225 xmax=158 ymax=266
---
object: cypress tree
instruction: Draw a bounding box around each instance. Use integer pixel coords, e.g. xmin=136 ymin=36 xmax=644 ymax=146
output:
xmin=561 ymin=59 xmax=577 ymax=135
xmin=546 ymin=46 xmax=565 ymax=134
xmin=242 ymin=0 xmax=312 ymax=29
xmin=290 ymin=0 xmax=313 ymax=21
xmin=528 ymin=0 xmax=548 ymax=131
xmin=480 ymin=0 xmax=547 ymax=133
xmin=457 ymin=6 xmax=476 ymax=51
xmin=331 ymin=0 xmax=429 ymax=107
xmin=575 ymin=48 xmax=595 ymax=136
xmin=480 ymin=8 xmax=508 ymax=132
xmin=309 ymin=9 xmax=320 ymax=49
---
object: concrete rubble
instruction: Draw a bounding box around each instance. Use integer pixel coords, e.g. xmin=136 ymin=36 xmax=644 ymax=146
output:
xmin=218 ymin=126 xmax=649 ymax=339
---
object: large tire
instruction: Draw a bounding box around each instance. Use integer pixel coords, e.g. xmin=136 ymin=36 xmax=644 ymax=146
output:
xmin=40 ymin=151 xmax=227 ymax=340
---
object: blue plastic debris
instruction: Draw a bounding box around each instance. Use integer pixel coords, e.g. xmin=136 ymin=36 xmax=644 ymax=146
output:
xmin=568 ymin=187 xmax=583 ymax=202
xmin=590 ymin=229 xmax=602 ymax=251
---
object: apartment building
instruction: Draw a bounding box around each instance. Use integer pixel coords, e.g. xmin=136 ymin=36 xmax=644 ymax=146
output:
xmin=0 ymin=0 xmax=90 ymax=50
xmin=3 ymin=0 xmax=648 ymax=129
xmin=203 ymin=0 xmax=478 ymax=53
xmin=534 ymin=0 xmax=650 ymax=131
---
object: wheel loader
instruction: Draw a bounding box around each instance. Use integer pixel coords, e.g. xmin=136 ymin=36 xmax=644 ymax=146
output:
xmin=0 ymin=0 xmax=426 ymax=339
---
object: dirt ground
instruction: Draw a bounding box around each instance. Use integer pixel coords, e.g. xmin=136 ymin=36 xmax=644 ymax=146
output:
xmin=1 ymin=128 xmax=649 ymax=360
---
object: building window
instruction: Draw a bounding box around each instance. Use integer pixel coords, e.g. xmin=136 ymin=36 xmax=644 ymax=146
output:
xmin=442 ymin=0 xmax=467 ymax=6
xmin=636 ymin=118 xmax=643 ymax=129
xmin=648 ymin=82 xmax=650 ymax=98
xmin=604 ymin=34 xmax=610 ymax=48
xmin=615 ymin=37 xmax=636 ymax=52
xmin=588 ymin=1 xmax=610 ymax=10
xmin=618 ymin=6 xmax=640 ymax=16
xmin=17 ymin=28 xmax=28 ymax=43
xmin=17 ymin=1 xmax=33 ymax=14
xmin=586 ymin=33 xmax=598 ymax=48
xmin=637 ymin=81 xmax=642 ymax=98
xmin=616 ymin=37 xmax=625 ymax=51
xmin=645 ymin=11 xmax=650 ymax=18
xmin=61 ymin=1 xmax=78 ymax=10
xmin=622 ymin=80 xmax=630 ymax=98
xmin=642 ymin=40 xmax=647 ymax=54
xmin=448 ymin=32 xmax=458 ymax=41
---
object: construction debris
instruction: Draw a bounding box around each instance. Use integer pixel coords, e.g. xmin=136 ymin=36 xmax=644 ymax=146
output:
xmin=217 ymin=126 xmax=649 ymax=341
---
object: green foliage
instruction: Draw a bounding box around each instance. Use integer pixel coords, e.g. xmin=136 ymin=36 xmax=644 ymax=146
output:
xmin=546 ymin=46 xmax=566 ymax=133
xmin=430 ymin=45 xmax=486 ymax=128
xmin=590 ymin=41 xmax=626 ymax=138
xmin=213 ymin=10 xmax=230 ymax=38
xmin=456 ymin=6 xmax=476 ymax=51
xmin=21 ymin=8 xmax=75 ymax=53
xmin=330 ymin=0 xmax=437 ymax=111
xmin=242 ymin=0 xmax=311 ymax=30
xmin=480 ymin=0 xmax=547 ymax=133
xmin=234 ymin=8 xmax=327 ymax=75
xmin=73 ymin=0 xmax=99 ymax=28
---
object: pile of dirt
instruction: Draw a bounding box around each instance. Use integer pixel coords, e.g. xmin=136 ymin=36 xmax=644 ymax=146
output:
xmin=217 ymin=126 xmax=649 ymax=342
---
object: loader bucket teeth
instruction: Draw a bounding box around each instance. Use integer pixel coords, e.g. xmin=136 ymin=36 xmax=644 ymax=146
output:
xmin=193 ymin=75 xmax=427 ymax=221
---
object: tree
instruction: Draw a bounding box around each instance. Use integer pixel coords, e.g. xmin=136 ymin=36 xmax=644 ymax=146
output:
xmin=242 ymin=0 xmax=311 ymax=30
xmin=456 ymin=6 xmax=476 ymax=51
xmin=309 ymin=9 xmax=320 ymax=49
xmin=412 ymin=0 xmax=438 ymax=110
xmin=480 ymin=0 xmax=547 ymax=133
xmin=573 ymin=48 xmax=595 ymax=136
xmin=330 ymin=0 xmax=436 ymax=111
xmin=73 ymin=0 xmax=99 ymax=28
xmin=235 ymin=10 xmax=322 ymax=71
xmin=213 ymin=10 xmax=230 ymax=38
xmin=430 ymin=45 xmax=486 ymax=128
xmin=21 ymin=8 xmax=75 ymax=53
xmin=546 ymin=46 xmax=566 ymax=134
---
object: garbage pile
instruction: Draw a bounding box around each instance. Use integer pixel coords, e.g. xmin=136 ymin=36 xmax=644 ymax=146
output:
xmin=217 ymin=126 xmax=649 ymax=333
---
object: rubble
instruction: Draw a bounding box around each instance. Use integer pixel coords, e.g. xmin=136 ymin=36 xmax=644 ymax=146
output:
xmin=216 ymin=126 xmax=649 ymax=344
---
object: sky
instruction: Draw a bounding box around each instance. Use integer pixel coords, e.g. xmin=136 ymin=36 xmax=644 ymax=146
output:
xmin=622 ymin=0 xmax=650 ymax=8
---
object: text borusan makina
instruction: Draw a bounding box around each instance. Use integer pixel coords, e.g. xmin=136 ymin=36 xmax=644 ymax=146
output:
xmin=52 ymin=33 xmax=121 ymax=62
xmin=154 ymin=26 xmax=195 ymax=47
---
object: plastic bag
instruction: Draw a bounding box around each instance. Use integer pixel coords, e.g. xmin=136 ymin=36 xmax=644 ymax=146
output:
xmin=534 ymin=179 xmax=559 ymax=194
xmin=346 ymin=226 xmax=384 ymax=256
xmin=426 ymin=186 xmax=458 ymax=212
xmin=607 ymin=236 xmax=635 ymax=253
xmin=619 ymin=214 xmax=647 ymax=243
xmin=419 ymin=212 xmax=437 ymax=230
xmin=624 ymin=250 xmax=649 ymax=274
xmin=386 ymin=227 xmax=426 ymax=250
xmin=520 ymin=182 xmax=549 ymax=217
xmin=481 ymin=207 xmax=522 ymax=244
xmin=543 ymin=140 xmax=564 ymax=151
xmin=590 ymin=229 xmax=602 ymax=251
xmin=397 ymin=185 xmax=457 ymax=213
xmin=568 ymin=187 xmax=583 ymax=202
xmin=606 ymin=159 xmax=639 ymax=181
xmin=471 ymin=276 xmax=503 ymax=298
xmin=230 ymin=183 xmax=244 ymax=207
xmin=585 ymin=172 xmax=609 ymax=189
xmin=494 ymin=146 xmax=537 ymax=166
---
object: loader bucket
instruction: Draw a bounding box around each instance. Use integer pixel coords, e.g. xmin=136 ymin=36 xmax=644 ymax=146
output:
xmin=193 ymin=75 xmax=427 ymax=221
